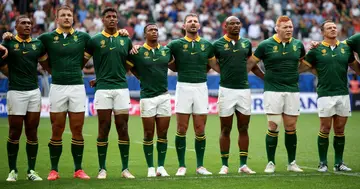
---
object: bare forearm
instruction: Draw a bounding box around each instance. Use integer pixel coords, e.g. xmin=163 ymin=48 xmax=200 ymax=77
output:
xmin=251 ymin=65 xmax=264 ymax=80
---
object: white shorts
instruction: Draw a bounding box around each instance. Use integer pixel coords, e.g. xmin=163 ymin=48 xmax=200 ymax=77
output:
xmin=175 ymin=82 xmax=208 ymax=114
xmin=140 ymin=93 xmax=171 ymax=117
xmin=263 ymin=91 xmax=300 ymax=116
xmin=317 ymin=95 xmax=351 ymax=117
xmin=49 ymin=84 xmax=86 ymax=112
xmin=7 ymin=89 xmax=41 ymax=115
xmin=94 ymin=89 xmax=130 ymax=110
xmin=217 ymin=87 xmax=251 ymax=117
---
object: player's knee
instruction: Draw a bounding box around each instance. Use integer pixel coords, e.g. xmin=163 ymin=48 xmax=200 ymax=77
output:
xmin=157 ymin=129 xmax=168 ymax=139
xmin=238 ymin=124 xmax=249 ymax=133
xmin=9 ymin=129 xmax=21 ymax=140
xmin=333 ymin=125 xmax=345 ymax=135
xmin=267 ymin=115 xmax=282 ymax=131
xmin=221 ymin=126 xmax=232 ymax=137
xmin=25 ymin=129 xmax=38 ymax=141
xmin=144 ymin=130 xmax=154 ymax=140
xmin=320 ymin=123 xmax=331 ymax=133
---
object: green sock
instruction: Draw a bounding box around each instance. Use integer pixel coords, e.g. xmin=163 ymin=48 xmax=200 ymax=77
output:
xmin=175 ymin=133 xmax=186 ymax=167
xmin=220 ymin=151 xmax=229 ymax=167
xmin=26 ymin=140 xmax=38 ymax=173
xmin=143 ymin=139 xmax=154 ymax=167
xmin=48 ymin=140 xmax=62 ymax=172
xmin=195 ymin=135 xmax=206 ymax=168
xmin=334 ymin=135 xmax=345 ymax=165
xmin=97 ymin=138 xmax=108 ymax=170
xmin=71 ymin=139 xmax=84 ymax=171
xmin=240 ymin=150 xmax=248 ymax=166
xmin=266 ymin=130 xmax=278 ymax=164
xmin=118 ymin=140 xmax=130 ymax=171
xmin=7 ymin=138 xmax=19 ymax=172
xmin=285 ymin=130 xmax=297 ymax=164
xmin=317 ymin=132 xmax=329 ymax=164
xmin=157 ymin=138 xmax=168 ymax=167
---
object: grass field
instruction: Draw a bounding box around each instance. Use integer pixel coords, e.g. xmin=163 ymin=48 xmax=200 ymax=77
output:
xmin=0 ymin=113 xmax=360 ymax=189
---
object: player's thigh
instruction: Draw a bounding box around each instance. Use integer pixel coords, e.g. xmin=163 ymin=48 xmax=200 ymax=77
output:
xmin=263 ymin=91 xmax=284 ymax=114
xmin=317 ymin=96 xmax=336 ymax=117
xmin=334 ymin=95 xmax=351 ymax=117
xmin=175 ymin=82 xmax=193 ymax=114
xmin=140 ymin=96 xmax=157 ymax=118
xmin=7 ymin=90 xmax=31 ymax=115
xmin=113 ymin=89 xmax=131 ymax=112
xmin=27 ymin=88 xmax=41 ymax=113
xmin=217 ymin=86 xmax=237 ymax=117
xmin=49 ymin=84 xmax=69 ymax=112
xmin=284 ymin=92 xmax=300 ymax=116
xmin=68 ymin=85 xmax=86 ymax=112
xmin=235 ymin=89 xmax=251 ymax=116
xmin=156 ymin=93 xmax=172 ymax=117
xmin=94 ymin=90 xmax=113 ymax=110
xmin=193 ymin=84 xmax=208 ymax=114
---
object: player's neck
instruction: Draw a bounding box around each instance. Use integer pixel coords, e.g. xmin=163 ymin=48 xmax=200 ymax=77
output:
xmin=323 ymin=38 xmax=338 ymax=46
xmin=146 ymin=40 xmax=158 ymax=48
xmin=276 ymin=34 xmax=290 ymax=43
xmin=226 ymin=33 xmax=239 ymax=41
xmin=104 ymin=28 xmax=117 ymax=35
xmin=58 ymin=27 xmax=73 ymax=33
xmin=185 ymin=33 xmax=199 ymax=40
xmin=17 ymin=34 xmax=30 ymax=40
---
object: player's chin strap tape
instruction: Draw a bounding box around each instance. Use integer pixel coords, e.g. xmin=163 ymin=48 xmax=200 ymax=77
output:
xmin=114 ymin=109 xmax=129 ymax=115
xmin=266 ymin=115 xmax=282 ymax=132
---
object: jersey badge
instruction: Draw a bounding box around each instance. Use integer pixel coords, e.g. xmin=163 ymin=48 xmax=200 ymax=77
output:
xmin=120 ymin=39 xmax=124 ymax=46
xmin=341 ymin=48 xmax=345 ymax=54
xmin=273 ymin=46 xmax=278 ymax=53
xmin=32 ymin=44 xmax=37 ymax=50
xmin=161 ymin=50 xmax=166 ymax=56
xmin=14 ymin=43 xmax=19 ymax=51
xmin=224 ymin=43 xmax=230 ymax=50
xmin=321 ymin=49 xmax=327 ymax=56
xmin=144 ymin=51 xmax=150 ymax=58
xmin=73 ymin=35 xmax=78 ymax=42
xmin=100 ymin=40 xmax=106 ymax=48
xmin=201 ymin=44 xmax=205 ymax=51
xmin=241 ymin=42 xmax=246 ymax=49
xmin=293 ymin=45 xmax=297 ymax=51
xmin=53 ymin=36 xmax=59 ymax=43
xmin=183 ymin=44 xmax=188 ymax=51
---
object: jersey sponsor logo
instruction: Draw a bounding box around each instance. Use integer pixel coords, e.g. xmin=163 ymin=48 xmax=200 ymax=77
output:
xmin=293 ymin=45 xmax=297 ymax=51
xmin=200 ymin=44 xmax=205 ymax=51
xmin=100 ymin=40 xmax=106 ymax=48
xmin=53 ymin=36 xmax=59 ymax=43
xmin=183 ymin=44 xmax=188 ymax=51
xmin=110 ymin=47 xmax=116 ymax=50
xmin=224 ymin=43 xmax=230 ymax=51
xmin=161 ymin=50 xmax=166 ymax=56
xmin=73 ymin=35 xmax=78 ymax=42
xmin=273 ymin=46 xmax=278 ymax=53
xmin=23 ymin=51 xmax=29 ymax=54
xmin=191 ymin=52 xmax=198 ymax=55
xmin=120 ymin=39 xmax=124 ymax=46
xmin=144 ymin=51 xmax=150 ymax=58
xmin=32 ymin=44 xmax=37 ymax=50
xmin=341 ymin=48 xmax=345 ymax=54
xmin=14 ymin=43 xmax=19 ymax=51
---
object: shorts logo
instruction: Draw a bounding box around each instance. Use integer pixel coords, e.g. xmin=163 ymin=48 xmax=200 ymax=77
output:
xmin=200 ymin=44 xmax=205 ymax=51
xmin=53 ymin=36 xmax=59 ymax=43
xmin=14 ymin=43 xmax=19 ymax=51
xmin=183 ymin=44 xmax=188 ymax=51
xmin=100 ymin=40 xmax=106 ymax=48
xmin=293 ymin=45 xmax=297 ymax=51
xmin=120 ymin=40 xmax=124 ymax=46
xmin=224 ymin=43 xmax=230 ymax=51
xmin=161 ymin=50 xmax=166 ymax=56
xmin=241 ymin=42 xmax=246 ymax=49
xmin=341 ymin=48 xmax=345 ymax=54
xmin=73 ymin=35 xmax=78 ymax=42
xmin=273 ymin=46 xmax=278 ymax=53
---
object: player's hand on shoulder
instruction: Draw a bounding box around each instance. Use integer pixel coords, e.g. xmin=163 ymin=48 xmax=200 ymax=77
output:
xmin=130 ymin=45 xmax=141 ymax=55
xmin=2 ymin=32 xmax=13 ymax=41
xmin=309 ymin=41 xmax=320 ymax=50
xmin=118 ymin=29 xmax=129 ymax=37
xmin=0 ymin=44 xmax=8 ymax=59
xmin=89 ymin=79 xmax=97 ymax=88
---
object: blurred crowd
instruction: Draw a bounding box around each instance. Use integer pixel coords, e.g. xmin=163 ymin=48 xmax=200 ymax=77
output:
xmin=1 ymin=0 xmax=360 ymax=42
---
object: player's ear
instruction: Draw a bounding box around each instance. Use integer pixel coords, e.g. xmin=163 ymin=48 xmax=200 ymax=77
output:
xmin=274 ymin=26 xmax=278 ymax=32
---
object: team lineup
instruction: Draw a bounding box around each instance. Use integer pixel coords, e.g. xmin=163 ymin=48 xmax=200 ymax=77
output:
xmin=0 ymin=5 xmax=359 ymax=182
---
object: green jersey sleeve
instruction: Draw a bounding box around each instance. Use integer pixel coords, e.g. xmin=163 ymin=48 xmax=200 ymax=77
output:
xmin=253 ymin=41 xmax=265 ymax=60
xmin=247 ymin=40 xmax=253 ymax=57
xmin=303 ymin=49 xmax=316 ymax=67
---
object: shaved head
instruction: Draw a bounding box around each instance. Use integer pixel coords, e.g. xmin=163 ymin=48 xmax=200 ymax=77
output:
xmin=225 ymin=16 xmax=239 ymax=24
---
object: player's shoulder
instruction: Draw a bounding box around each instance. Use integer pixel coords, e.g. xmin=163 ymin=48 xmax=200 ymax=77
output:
xmin=240 ymin=37 xmax=251 ymax=44
xmin=38 ymin=31 xmax=54 ymax=40
xmin=75 ymin=30 xmax=90 ymax=37
xmin=291 ymin=38 xmax=304 ymax=46
xmin=200 ymin=37 xmax=212 ymax=45
xmin=212 ymin=36 xmax=225 ymax=46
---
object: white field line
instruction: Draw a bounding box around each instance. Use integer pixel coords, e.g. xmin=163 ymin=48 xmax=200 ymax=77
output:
xmin=302 ymin=166 xmax=360 ymax=177
xmin=134 ymin=141 xmax=195 ymax=152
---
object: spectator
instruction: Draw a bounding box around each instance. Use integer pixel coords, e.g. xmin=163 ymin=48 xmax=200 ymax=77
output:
xmin=33 ymin=6 xmax=46 ymax=31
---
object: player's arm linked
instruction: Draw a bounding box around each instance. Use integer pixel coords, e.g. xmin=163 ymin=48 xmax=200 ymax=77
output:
xmin=168 ymin=57 xmax=176 ymax=72
xmin=251 ymin=65 xmax=264 ymax=80
xmin=208 ymin=57 xmax=220 ymax=73
xmin=246 ymin=56 xmax=260 ymax=72
xmin=349 ymin=60 xmax=360 ymax=75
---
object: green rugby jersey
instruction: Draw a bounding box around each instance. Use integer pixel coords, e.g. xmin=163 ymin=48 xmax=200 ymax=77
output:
xmin=38 ymin=28 xmax=90 ymax=85
xmin=85 ymin=30 xmax=132 ymax=91
xmin=303 ymin=41 xmax=355 ymax=98
xmin=127 ymin=43 xmax=171 ymax=99
xmin=345 ymin=33 xmax=360 ymax=54
xmin=213 ymin=35 xmax=252 ymax=89
xmin=2 ymin=35 xmax=47 ymax=91
xmin=253 ymin=35 xmax=305 ymax=92
xmin=167 ymin=36 xmax=215 ymax=83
